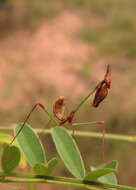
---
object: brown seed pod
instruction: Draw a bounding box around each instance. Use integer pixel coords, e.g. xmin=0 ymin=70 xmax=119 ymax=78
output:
xmin=93 ymin=65 xmax=111 ymax=107
xmin=93 ymin=83 xmax=108 ymax=107
xmin=53 ymin=96 xmax=66 ymax=121
xmin=104 ymin=64 xmax=111 ymax=89
xmin=95 ymin=80 xmax=105 ymax=90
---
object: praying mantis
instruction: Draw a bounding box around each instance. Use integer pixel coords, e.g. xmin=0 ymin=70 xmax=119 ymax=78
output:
xmin=10 ymin=65 xmax=111 ymax=162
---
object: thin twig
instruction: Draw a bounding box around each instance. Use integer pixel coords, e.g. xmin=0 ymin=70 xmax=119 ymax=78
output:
xmin=0 ymin=172 xmax=136 ymax=190
xmin=0 ymin=127 xmax=136 ymax=143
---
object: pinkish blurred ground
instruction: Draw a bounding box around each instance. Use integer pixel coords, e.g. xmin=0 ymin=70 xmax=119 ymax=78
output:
xmin=0 ymin=11 xmax=97 ymax=112
xmin=0 ymin=10 xmax=93 ymax=190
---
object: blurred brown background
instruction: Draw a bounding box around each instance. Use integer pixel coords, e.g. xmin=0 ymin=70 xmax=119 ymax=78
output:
xmin=0 ymin=0 xmax=136 ymax=189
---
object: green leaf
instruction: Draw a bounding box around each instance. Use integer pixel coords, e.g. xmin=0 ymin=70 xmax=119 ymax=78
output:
xmin=2 ymin=144 xmax=20 ymax=173
xmin=14 ymin=123 xmax=46 ymax=166
xmin=97 ymin=160 xmax=118 ymax=170
xmin=84 ymin=168 xmax=116 ymax=181
xmin=51 ymin=127 xmax=85 ymax=178
xmin=34 ymin=163 xmax=47 ymax=175
xmin=34 ymin=157 xmax=58 ymax=175
xmin=97 ymin=160 xmax=118 ymax=184
xmin=98 ymin=172 xmax=117 ymax=184
xmin=91 ymin=160 xmax=118 ymax=184
xmin=47 ymin=157 xmax=58 ymax=175
xmin=0 ymin=132 xmax=27 ymax=168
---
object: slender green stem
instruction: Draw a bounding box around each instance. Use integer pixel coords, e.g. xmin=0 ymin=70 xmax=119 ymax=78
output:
xmin=75 ymin=88 xmax=96 ymax=112
xmin=0 ymin=127 xmax=136 ymax=143
xmin=0 ymin=126 xmax=14 ymax=131
xmin=35 ymin=129 xmax=136 ymax=143
xmin=27 ymin=165 xmax=37 ymax=190
xmin=0 ymin=172 xmax=102 ymax=190
xmin=0 ymin=172 xmax=136 ymax=190
xmin=85 ymin=181 xmax=136 ymax=190
xmin=0 ymin=178 xmax=100 ymax=190
xmin=0 ymin=172 xmax=82 ymax=182
xmin=70 ymin=130 xmax=135 ymax=143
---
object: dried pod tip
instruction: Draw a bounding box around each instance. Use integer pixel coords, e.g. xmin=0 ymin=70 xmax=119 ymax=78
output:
xmin=104 ymin=64 xmax=111 ymax=89
xmin=95 ymin=121 xmax=105 ymax=125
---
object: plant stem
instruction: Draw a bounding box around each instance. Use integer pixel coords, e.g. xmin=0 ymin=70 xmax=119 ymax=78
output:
xmin=0 ymin=179 xmax=98 ymax=190
xmin=0 ymin=126 xmax=14 ymax=131
xmin=0 ymin=127 xmax=136 ymax=143
xmin=0 ymin=172 xmax=136 ymax=190
xmin=36 ymin=129 xmax=136 ymax=143
xmin=75 ymin=88 xmax=96 ymax=112
xmin=27 ymin=165 xmax=37 ymax=190
xmin=0 ymin=173 xmax=101 ymax=190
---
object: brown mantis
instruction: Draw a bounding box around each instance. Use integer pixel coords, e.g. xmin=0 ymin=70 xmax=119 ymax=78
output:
xmin=10 ymin=65 xmax=111 ymax=162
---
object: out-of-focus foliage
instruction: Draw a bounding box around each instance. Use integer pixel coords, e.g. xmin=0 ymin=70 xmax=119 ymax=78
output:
xmin=0 ymin=0 xmax=59 ymax=35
